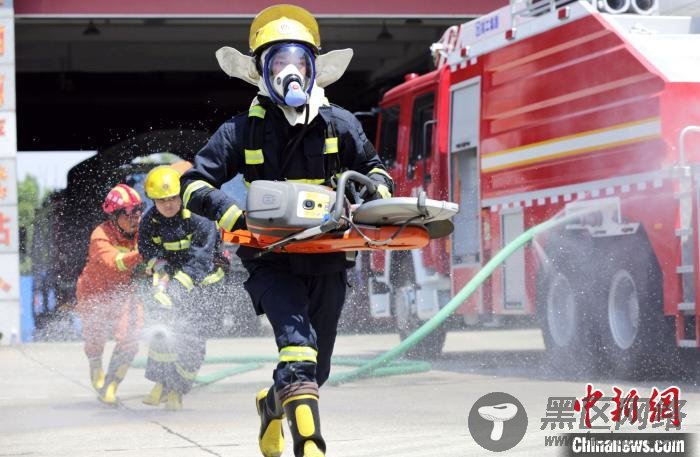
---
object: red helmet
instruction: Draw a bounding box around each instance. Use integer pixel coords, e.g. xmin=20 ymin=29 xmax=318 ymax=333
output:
xmin=102 ymin=184 xmax=144 ymax=215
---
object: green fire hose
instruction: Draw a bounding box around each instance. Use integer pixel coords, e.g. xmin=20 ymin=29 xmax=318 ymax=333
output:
xmin=326 ymin=209 xmax=583 ymax=385
xmin=132 ymin=209 xmax=584 ymax=386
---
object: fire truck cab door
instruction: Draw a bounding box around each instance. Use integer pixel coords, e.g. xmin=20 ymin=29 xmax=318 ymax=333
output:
xmin=407 ymin=92 xmax=436 ymax=189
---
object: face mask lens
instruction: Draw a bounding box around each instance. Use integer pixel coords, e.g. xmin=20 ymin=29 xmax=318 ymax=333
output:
xmin=264 ymin=44 xmax=314 ymax=104
xmin=270 ymin=51 xmax=307 ymax=78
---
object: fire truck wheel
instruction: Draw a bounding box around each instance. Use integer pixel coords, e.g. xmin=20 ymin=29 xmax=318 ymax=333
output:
xmin=394 ymin=284 xmax=447 ymax=358
xmin=596 ymin=246 xmax=678 ymax=378
xmin=537 ymin=266 xmax=602 ymax=376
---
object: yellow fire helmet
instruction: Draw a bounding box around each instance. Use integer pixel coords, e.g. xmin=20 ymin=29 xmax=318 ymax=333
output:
xmin=249 ymin=4 xmax=321 ymax=54
xmin=144 ymin=165 xmax=181 ymax=200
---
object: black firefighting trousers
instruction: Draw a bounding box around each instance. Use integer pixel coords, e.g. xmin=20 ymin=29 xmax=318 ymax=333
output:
xmin=243 ymin=259 xmax=347 ymax=397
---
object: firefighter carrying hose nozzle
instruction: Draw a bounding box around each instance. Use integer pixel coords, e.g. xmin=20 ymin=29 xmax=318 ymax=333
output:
xmin=180 ymin=4 xmax=393 ymax=456
xmin=75 ymin=184 xmax=144 ymax=405
xmin=138 ymin=165 xmax=225 ymax=411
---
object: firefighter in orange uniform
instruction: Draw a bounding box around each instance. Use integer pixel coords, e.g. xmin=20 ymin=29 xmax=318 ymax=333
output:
xmin=75 ymin=184 xmax=144 ymax=405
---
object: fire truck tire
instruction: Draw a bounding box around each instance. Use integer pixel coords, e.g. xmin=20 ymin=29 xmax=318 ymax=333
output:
xmin=537 ymin=257 xmax=602 ymax=375
xmin=595 ymin=240 xmax=679 ymax=378
xmin=394 ymin=283 xmax=447 ymax=359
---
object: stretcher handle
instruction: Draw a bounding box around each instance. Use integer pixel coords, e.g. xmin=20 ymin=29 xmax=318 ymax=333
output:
xmin=321 ymin=170 xmax=376 ymax=232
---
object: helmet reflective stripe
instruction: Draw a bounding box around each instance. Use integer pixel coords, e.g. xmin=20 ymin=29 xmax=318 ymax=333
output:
xmin=103 ymin=184 xmax=143 ymax=215
xmin=112 ymin=186 xmax=130 ymax=202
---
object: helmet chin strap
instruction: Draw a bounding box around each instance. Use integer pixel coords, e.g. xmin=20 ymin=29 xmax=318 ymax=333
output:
xmin=110 ymin=214 xmax=136 ymax=240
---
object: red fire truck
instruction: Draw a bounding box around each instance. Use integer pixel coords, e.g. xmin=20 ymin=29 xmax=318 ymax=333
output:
xmin=368 ymin=0 xmax=700 ymax=374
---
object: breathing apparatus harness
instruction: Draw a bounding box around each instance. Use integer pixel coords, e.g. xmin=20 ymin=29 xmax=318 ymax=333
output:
xmin=243 ymin=96 xmax=342 ymax=188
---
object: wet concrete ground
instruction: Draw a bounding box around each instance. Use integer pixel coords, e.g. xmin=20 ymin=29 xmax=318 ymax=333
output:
xmin=1 ymin=329 xmax=699 ymax=456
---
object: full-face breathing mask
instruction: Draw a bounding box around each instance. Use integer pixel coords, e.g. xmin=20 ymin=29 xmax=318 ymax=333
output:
xmin=261 ymin=43 xmax=316 ymax=108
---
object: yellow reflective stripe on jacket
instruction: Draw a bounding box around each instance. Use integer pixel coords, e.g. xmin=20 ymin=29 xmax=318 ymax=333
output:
xmin=153 ymin=291 xmax=173 ymax=308
xmin=173 ymin=271 xmax=195 ymax=291
xmin=249 ymin=104 xmax=266 ymax=119
xmin=287 ymin=178 xmax=326 ymax=185
xmin=175 ymin=363 xmax=198 ymax=380
xmin=182 ymin=180 xmax=214 ymax=209
xmin=163 ymin=234 xmax=193 ymax=251
xmin=218 ymin=204 xmax=243 ymax=231
xmin=163 ymin=239 xmax=191 ymax=251
xmin=181 ymin=209 xmax=191 ymax=219
xmin=147 ymin=258 xmax=158 ymax=271
xmin=152 ymin=236 xmax=162 ymax=244
xmin=115 ymin=253 xmax=128 ymax=272
xmin=201 ymin=267 xmax=225 ymax=286
xmin=324 ymin=137 xmax=338 ymax=154
xmin=279 ymin=346 xmax=318 ymax=363
xmin=246 ymin=178 xmax=326 ymax=187
xmin=148 ymin=348 xmax=177 ymax=363
xmin=245 ymin=149 xmax=264 ymax=165
xmin=368 ymin=167 xmax=393 ymax=181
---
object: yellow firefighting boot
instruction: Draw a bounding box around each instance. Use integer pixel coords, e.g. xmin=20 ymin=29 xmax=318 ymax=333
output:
xmin=97 ymin=364 xmax=129 ymax=406
xmin=283 ymin=395 xmax=326 ymax=457
xmin=142 ymin=382 xmax=166 ymax=406
xmin=256 ymin=388 xmax=285 ymax=457
xmin=88 ymin=357 xmax=105 ymax=392
xmin=98 ymin=381 xmax=119 ymax=406
xmin=164 ymin=390 xmax=183 ymax=411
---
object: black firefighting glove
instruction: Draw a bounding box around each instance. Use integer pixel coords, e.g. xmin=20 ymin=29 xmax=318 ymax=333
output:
xmin=232 ymin=211 xmax=247 ymax=231
xmin=361 ymin=173 xmax=393 ymax=202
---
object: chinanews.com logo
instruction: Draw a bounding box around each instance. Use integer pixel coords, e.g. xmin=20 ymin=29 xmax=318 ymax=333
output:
xmin=468 ymin=385 xmax=693 ymax=455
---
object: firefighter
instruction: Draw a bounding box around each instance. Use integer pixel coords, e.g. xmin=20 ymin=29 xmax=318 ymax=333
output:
xmin=138 ymin=165 xmax=224 ymax=411
xmin=181 ymin=5 xmax=393 ymax=456
xmin=75 ymin=184 xmax=144 ymax=405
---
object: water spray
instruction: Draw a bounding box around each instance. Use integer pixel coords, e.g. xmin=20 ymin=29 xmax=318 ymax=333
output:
xmin=130 ymin=207 xmax=598 ymax=386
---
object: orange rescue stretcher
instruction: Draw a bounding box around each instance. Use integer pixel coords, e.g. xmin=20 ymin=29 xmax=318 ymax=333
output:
xmin=221 ymin=171 xmax=459 ymax=256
